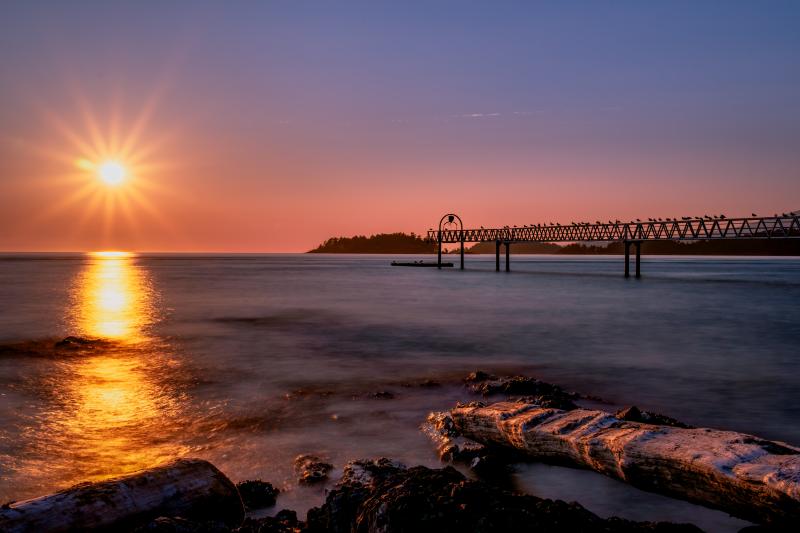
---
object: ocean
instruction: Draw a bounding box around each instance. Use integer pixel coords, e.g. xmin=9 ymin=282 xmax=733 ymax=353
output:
xmin=1 ymin=253 xmax=799 ymax=531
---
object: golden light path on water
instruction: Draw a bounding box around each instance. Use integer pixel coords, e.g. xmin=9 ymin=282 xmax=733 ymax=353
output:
xmin=75 ymin=251 xmax=151 ymax=340
xmin=33 ymin=252 xmax=188 ymax=485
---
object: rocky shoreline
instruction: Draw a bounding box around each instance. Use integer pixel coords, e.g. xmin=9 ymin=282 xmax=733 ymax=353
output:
xmin=2 ymin=368 xmax=798 ymax=532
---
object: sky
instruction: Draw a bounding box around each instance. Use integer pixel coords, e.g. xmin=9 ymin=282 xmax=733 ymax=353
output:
xmin=1 ymin=1 xmax=799 ymax=252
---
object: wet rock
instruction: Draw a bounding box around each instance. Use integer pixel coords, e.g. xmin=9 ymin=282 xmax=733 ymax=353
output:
xmin=510 ymin=394 xmax=578 ymax=410
xmin=466 ymin=373 xmax=579 ymax=410
xmin=294 ymin=454 xmax=333 ymax=485
xmin=133 ymin=516 xmax=230 ymax=533
xmin=464 ymin=370 xmax=497 ymax=383
xmin=422 ymin=412 xmax=515 ymax=477
xmin=305 ymin=460 xmax=702 ymax=533
xmin=615 ymin=405 xmax=692 ymax=429
xmin=54 ymin=335 xmax=103 ymax=349
xmin=422 ymin=412 xmax=485 ymax=462
xmin=455 ymin=400 xmax=486 ymax=408
xmin=235 ymin=510 xmax=303 ymax=533
xmin=341 ymin=458 xmax=406 ymax=486
xmin=469 ymin=375 xmax=571 ymax=397
xmin=236 ymin=480 xmax=279 ymax=510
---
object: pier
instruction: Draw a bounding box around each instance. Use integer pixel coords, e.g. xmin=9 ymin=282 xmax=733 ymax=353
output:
xmin=429 ymin=213 xmax=800 ymax=277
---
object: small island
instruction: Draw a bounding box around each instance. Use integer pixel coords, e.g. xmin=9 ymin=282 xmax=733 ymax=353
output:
xmin=308 ymin=233 xmax=436 ymax=254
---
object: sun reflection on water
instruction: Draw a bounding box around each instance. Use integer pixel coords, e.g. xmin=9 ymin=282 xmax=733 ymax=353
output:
xmin=27 ymin=252 xmax=188 ymax=485
xmin=72 ymin=251 xmax=155 ymax=341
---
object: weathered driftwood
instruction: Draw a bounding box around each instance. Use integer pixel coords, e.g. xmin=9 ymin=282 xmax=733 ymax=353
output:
xmin=0 ymin=458 xmax=244 ymax=533
xmin=451 ymin=401 xmax=800 ymax=526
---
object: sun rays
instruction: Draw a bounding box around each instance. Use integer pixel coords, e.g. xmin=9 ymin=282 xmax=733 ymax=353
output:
xmin=27 ymin=85 xmax=179 ymax=249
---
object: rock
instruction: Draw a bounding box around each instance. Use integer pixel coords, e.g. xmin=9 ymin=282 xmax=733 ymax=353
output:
xmin=305 ymin=460 xmax=702 ymax=533
xmin=54 ymin=336 xmax=103 ymax=349
xmin=236 ymin=480 xmax=279 ymax=510
xmin=234 ymin=509 xmax=303 ymax=533
xmin=341 ymin=458 xmax=406 ymax=487
xmin=465 ymin=374 xmax=579 ymax=410
xmin=452 ymin=401 xmax=800 ymax=526
xmin=422 ymin=412 xmax=514 ymax=477
xmin=464 ymin=370 xmax=497 ymax=383
xmin=510 ymin=394 xmax=578 ymax=410
xmin=422 ymin=412 xmax=485 ymax=462
xmin=468 ymin=375 xmax=570 ymax=397
xmin=0 ymin=458 xmax=244 ymax=533
xmin=294 ymin=455 xmax=333 ymax=485
xmin=615 ymin=405 xmax=691 ymax=429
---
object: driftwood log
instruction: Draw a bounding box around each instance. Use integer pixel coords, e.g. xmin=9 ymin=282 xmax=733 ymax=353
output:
xmin=0 ymin=458 xmax=244 ymax=533
xmin=451 ymin=401 xmax=800 ymax=526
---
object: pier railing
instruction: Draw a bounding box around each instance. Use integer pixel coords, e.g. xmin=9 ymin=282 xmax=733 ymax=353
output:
xmin=426 ymin=214 xmax=800 ymax=277
xmin=427 ymin=215 xmax=800 ymax=245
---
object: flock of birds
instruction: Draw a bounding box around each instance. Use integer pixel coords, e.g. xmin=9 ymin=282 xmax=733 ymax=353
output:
xmin=430 ymin=213 xmax=796 ymax=232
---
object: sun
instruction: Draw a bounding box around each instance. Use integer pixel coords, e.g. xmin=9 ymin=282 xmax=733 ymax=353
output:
xmin=98 ymin=160 xmax=126 ymax=186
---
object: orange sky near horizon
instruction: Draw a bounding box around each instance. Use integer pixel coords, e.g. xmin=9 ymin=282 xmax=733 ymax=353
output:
xmin=1 ymin=2 xmax=799 ymax=253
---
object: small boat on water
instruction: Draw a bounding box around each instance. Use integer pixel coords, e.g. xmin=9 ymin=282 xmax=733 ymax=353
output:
xmin=391 ymin=261 xmax=453 ymax=267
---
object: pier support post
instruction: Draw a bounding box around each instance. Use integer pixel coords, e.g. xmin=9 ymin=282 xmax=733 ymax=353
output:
xmin=635 ymin=241 xmax=641 ymax=278
xmin=460 ymin=234 xmax=464 ymax=270
xmin=437 ymin=232 xmax=442 ymax=270
xmin=624 ymin=241 xmax=630 ymax=278
xmin=505 ymin=242 xmax=510 ymax=272
xmin=495 ymin=241 xmax=500 ymax=271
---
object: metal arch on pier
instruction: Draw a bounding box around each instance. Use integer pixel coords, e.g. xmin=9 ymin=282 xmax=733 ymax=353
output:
xmin=428 ymin=214 xmax=800 ymax=277
xmin=437 ymin=213 xmax=464 ymax=270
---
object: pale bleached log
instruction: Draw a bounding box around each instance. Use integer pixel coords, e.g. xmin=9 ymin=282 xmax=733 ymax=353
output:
xmin=0 ymin=458 xmax=244 ymax=533
xmin=451 ymin=402 xmax=800 ymax=525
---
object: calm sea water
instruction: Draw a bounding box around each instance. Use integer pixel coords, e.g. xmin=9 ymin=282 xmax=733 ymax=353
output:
xmin=1 ymin=253 xmax=799 ymax=531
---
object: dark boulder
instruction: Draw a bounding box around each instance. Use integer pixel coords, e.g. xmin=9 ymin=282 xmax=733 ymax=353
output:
xmin=466 ymin=373 xmax=578 ymax=410
xmin=54 ymin=336 xmax=104 ymax=349
xmin=236 ymin=480 xmax=279 ymax=510
xmin=615 ymin=405 xmax=692 ymax=429
xmin=294 ymin=454 xmax=334 ymax=485
xmin=464 ymin=370 xmax=497 ymax=383
xmin=306 ymin=460 xmax=703 ymax=533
